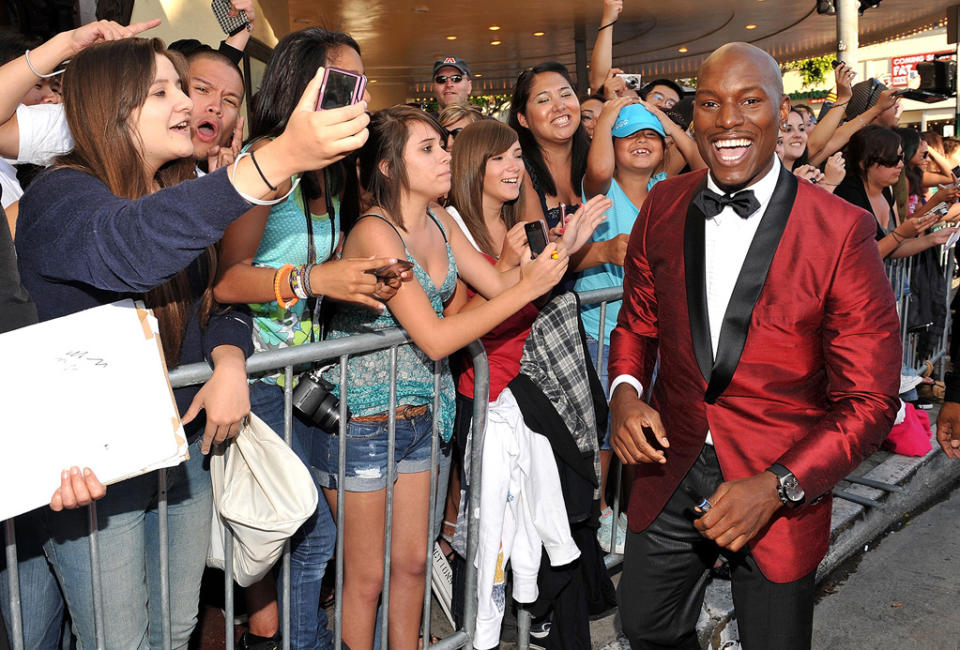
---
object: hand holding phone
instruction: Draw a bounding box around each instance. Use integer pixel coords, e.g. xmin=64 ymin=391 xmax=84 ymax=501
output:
xmin=317 ymin=67 xmax=368 ymax=110
xmin=211 ymin=0 xmax=250 ymax=35
xmin=524 ymin=221 xmax=549 ymax=258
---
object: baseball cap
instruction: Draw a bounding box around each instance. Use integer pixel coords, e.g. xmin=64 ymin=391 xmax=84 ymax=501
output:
xmin=433 ymin=56 xmax=471 ymax=78
xmin=611 ymin=104 xmax=666 ymax=138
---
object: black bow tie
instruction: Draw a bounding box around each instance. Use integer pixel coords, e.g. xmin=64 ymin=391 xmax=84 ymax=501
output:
xmin=693 ymin=188 xmax=760 ymax=219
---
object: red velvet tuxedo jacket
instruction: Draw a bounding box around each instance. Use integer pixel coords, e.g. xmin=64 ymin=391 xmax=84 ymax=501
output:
xmin=609 ymin=167 xmax=901 ymax=583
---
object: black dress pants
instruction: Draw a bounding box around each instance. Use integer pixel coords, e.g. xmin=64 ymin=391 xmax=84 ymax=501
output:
xmin=618 ymin=445 xmax=816 ymax=650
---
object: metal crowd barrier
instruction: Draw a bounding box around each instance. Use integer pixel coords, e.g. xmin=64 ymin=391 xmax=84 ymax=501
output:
xmin=2 ymin=266 xmax=955 ymax=649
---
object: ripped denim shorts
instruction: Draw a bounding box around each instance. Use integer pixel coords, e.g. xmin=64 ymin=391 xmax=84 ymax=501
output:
xmin=311 ymin=410 xmax=434 ymax=492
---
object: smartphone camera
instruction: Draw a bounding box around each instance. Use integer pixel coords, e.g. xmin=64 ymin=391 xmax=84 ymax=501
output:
xmin=317 ymin=67 xmax=368 ymax=110
xmin=524 ymin=221 xmax=549 ymax=258
xmin=292 ymin=365 xmax=349 ymax=434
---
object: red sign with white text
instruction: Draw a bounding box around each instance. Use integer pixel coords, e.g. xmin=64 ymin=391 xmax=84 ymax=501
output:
xmin=890 ymin=50 xmax=954 ymax=87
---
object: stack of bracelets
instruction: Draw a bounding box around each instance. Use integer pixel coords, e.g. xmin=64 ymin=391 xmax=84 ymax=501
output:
xmin=273 ymin=263 xmax=319 ymax=309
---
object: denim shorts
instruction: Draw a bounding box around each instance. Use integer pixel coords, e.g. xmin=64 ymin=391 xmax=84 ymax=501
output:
xmin=312 ymin=411 xmax=436 ymax=492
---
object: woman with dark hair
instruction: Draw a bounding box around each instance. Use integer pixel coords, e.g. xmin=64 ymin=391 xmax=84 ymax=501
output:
xmin=312 ymin=105 xmax=602 ymax=649
xmin=834 ymin=125 xmax=955 ymax=259
xmin=213 ymin=26 xmax=398 ymax=650
xmin=14 ymin=34 xmax=371 ymax=648
xmin=509 ymin=62 xmax=619 ymax=271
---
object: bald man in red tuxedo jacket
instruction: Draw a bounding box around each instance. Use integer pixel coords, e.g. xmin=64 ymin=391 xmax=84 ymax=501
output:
xmin=608 ymin=43 xmax=900 ymax=649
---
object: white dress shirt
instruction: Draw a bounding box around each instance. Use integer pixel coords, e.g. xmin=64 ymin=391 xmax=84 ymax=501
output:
xmin=610 ymin=157 xmax=783 ymax=445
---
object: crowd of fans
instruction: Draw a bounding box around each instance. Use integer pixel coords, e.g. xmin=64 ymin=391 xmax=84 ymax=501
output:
xmin=1 ymin=0 xmax=958 ymax=649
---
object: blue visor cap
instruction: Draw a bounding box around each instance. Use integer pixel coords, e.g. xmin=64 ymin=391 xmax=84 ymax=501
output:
xmin=611 ymin=104 xmax=666 ymax=138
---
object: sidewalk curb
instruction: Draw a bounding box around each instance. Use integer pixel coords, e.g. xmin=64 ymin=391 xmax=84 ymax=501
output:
xmin=594 ymin=439 xmax=960 ymax=650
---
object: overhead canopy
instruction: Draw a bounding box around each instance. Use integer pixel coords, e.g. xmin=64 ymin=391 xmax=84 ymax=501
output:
xmin=271 ymin=0 xmax=955 ymax=96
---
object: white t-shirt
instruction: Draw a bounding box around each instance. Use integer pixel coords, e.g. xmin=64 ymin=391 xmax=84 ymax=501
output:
xmin=16 ymin=104 xmax=72 ymax=166
xmin=0 ymin=159 xmax=22 ymax=209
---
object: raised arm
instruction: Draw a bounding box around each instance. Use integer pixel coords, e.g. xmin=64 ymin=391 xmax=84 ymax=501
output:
xmin=222 ymin=0 xmax=255 ymax=55
xmin=810 ymin=89 xmax=899 ymax=167
xmin=806 ymin=62 xmax=854 ymax=162
xmin=0 ymin=19 xmax=161 ymax=158
xmin=342 ymin=216 xmax=569 ymax=360
xmin=584 ymin=97 xmax=634 ymax=197
xmin=589 ymin=0 xmax=622 ymax=93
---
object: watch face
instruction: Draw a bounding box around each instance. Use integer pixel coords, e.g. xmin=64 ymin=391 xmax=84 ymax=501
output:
xmin=783 ymin=475 xmax=804 ymax=502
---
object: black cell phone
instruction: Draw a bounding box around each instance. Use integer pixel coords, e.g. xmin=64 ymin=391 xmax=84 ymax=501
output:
xmin=211 ymin=0 xmax=250 ymax=36
xmin=831 ymin=59 xmax=842 ymax=68
xmin=317 ymin=67 xmax=367 ymax=110
xmin=524 ymin=221 xmax=549 ymax=258
xmin=952 ymin=165 xmax=960 ymax=178
xmin=364 ymin=260 xmax=413 ymax=279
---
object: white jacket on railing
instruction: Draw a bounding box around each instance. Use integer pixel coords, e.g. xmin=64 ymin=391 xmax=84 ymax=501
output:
xmin=474 ymin=388 xmax=580 ymax=649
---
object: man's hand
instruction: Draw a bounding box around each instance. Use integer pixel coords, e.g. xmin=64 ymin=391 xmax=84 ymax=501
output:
xmin=610 ymin=384 xmax=669 ymax=464
xmin=936 ymin=401 xmax=960 ymax=459
xmin=694 ymin=472 xmax=782 ymax=552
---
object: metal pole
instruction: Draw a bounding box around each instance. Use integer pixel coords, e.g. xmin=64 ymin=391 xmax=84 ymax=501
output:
xmin=422 ymin=363 xmax=442 ymax=646
xmin=462 ymin=342 xmax=489 ymax=644
xmin=334 ymin=355 xmax=349 ymax=650
xmin=381 ymin=347 xmax=399 ymax=645
xmin=4 ymin=519 xmax=24 ymax=650
xmin=158 ymin=469 xmax=172 ymax=650
xmin=225 ymin=525 xmax=235 ymax=649
xmin=282 ymin=366 xmax=294 ymax=650
xmin=836 ymin=0 xmax=859 ymax=71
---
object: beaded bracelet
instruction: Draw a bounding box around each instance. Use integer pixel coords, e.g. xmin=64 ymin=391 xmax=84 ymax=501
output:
xmin=289 ymin=264 xmax=310 ymax=300
xmin=273 ymin=264 xmax=298 ymax=308
xmin=230 ymin=152 xmax=300 ymax=206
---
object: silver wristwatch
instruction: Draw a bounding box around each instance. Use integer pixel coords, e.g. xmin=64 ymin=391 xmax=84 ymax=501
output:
xmin=767 ymin=463 xmax=805 ymax=507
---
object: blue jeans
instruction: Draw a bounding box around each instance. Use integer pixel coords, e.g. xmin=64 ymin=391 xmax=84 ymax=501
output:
xmin=39 ymin=438 xmax=211 ymax=649
xmin=0 ymin=510 xmax=66 ymax=649
xmin=250 ymin=381 xmax=336 ymax=650
xmin=586 ymin=336 xmax=613 ymax=450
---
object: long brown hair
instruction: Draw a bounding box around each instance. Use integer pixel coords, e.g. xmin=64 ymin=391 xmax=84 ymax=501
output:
xmin=358 ymin=105 xmax=446 ymax=230
xmin=56 ymin=38 xmax=212 ymax=367
xmin=447 ymin=120 xmax=525 ymax=257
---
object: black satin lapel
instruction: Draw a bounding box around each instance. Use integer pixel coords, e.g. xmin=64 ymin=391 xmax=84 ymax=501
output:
xmin=705 ymin=167 xmax=798 ymax=404
xmin=684 ymin=177 xmax=712 ymax=384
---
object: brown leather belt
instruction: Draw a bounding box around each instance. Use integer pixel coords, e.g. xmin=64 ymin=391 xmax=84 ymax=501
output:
xmin=351 ymin=404 xmax=429 ymax=423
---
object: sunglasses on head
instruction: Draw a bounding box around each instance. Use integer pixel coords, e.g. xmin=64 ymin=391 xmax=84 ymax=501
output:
xmin=435 ymin=74 xmax=464 ymax=84
xmin=875 ymin=152 xmax=904 ymax=167
xmin=446 ymin=127 xmax=464 ymax=139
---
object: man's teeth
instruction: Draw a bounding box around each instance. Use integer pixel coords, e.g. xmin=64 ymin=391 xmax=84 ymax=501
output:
xmin=714 ymin=138 xmax=751 ymax=149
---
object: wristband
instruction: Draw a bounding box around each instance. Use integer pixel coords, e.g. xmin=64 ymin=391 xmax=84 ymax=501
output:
xmin=891 ymin=230 xmax=905 ymax=242
xmin=274 ymin=264 xmax=298 ymax=308
xmin=230 ymin=152 xmax=301 ymax=206
xmin=303 ymin=263 xmax=319 ymax=299
xmin=289 ymin=264 xmax=309 ymax=301
xmin=250 ymin=150 xmax=278 ymax=191
xmin=24 ymin=49 xmax=67 ymax=78
xmin=597 ymin=19 xmax=617 ymax=31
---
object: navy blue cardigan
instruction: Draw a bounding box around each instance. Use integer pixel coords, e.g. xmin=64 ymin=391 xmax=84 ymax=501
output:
xmin=16 ymin=166 xmax=255 ymax=438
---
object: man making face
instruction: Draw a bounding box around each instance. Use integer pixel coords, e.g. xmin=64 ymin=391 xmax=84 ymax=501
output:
xmin=610 ymin=42 xmax=900 ymax=649
xmin=432 ymin=55 xmax=472 ymax=108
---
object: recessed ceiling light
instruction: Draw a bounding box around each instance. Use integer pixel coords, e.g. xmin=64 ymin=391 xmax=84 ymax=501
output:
xmin=474 ymin=73 xmax=483 ymax=77
xmin=490 ymin=40 xmax=502 ymax=45
xmin=446 ymin=35 xmax=457 ymax=40
xmin=533 ymin=31 xmax=545 ymax=37
xmin=678 ymin=47 xmax=688 ymax=53
xmin=369 ymin=79 xmax=378 ymax=83
xmin=489 ymin=25 xmax=501 ymax=31
xmin=745 ymin=24 xmax=757 ymax=29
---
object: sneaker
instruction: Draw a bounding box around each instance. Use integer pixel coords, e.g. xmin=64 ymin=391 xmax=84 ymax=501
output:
xmin=529 ymin=615 xmax=552 ymax=639
xmin=431 ymin=541 xmax=455 ymax=627
xmin=597 ymin=507 xmax=626 ymax=554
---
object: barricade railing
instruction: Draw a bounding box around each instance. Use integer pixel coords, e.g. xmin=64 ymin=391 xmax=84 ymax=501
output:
xmin=2 ymin=264 xmax=955 ymax=649
xmin=3 ymin=330 xmax=489 ymax=650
